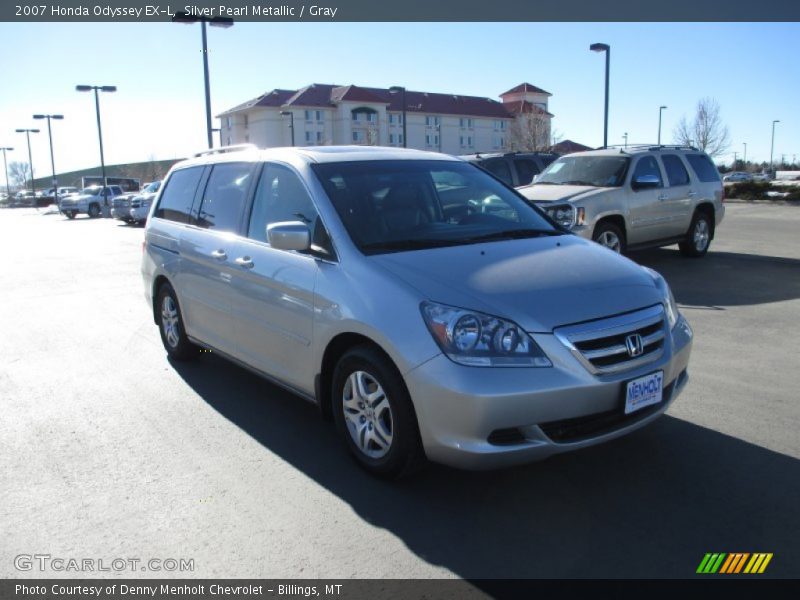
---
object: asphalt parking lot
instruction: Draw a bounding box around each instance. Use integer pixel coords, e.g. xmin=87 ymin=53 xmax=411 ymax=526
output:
xmin=1 ymin=203 xmax=798 ymax=581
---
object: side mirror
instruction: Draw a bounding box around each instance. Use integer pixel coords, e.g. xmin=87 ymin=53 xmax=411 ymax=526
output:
xmin=532 ymin=174 xmax=541 ymax=183
xmin=267 ymin=221 xmax=311 ymax=251
xmin=632 ymin=174 xmax=661 ymax=190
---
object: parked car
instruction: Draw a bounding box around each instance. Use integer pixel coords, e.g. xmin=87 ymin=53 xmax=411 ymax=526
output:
xmin=14 ymin=191 xmax=37 ymax=207
xmin=110 ymin=191 xmax=140 ymax=224
xmin=129 ymin=180 xmax=162 ymax=225
xmin=59 ymin=185 xmax=124 ymax=219
xmin=461 ymin=152 xmax=559 ymax=188
xmin=751 ymin=172 xmax=772 ymax=182
xmin=517 ymin=145 xmax=725 ymax=257
xmin=142 ymin=145 xmax=693 ymax=478
xmin=722 ymin=171 xmax=753 ymax=183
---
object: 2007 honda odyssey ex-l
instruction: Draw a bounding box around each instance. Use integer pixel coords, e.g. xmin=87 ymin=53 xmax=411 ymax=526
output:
xmin=142 ymin=145 xmax=693 ymax=478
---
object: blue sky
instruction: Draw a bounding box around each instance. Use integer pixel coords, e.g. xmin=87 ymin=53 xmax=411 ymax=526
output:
xmin=0 ymin=21 xmax=797 ymax=180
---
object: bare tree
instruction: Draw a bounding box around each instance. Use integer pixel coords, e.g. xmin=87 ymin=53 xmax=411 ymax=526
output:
xmin=9 ymin=161 xmax=32 ymax=188
xmin=365 ymin=123 xmax=379 ymax=146
xmin=673 ymin=98 xmax=730 ymax=157
xmin=509 ymin=110 xmax=552 ymax=152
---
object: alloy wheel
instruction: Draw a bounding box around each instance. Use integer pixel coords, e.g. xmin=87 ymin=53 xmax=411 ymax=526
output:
xmin=342 ymin=370 xmax=394 ymax=459
xmin=597 ymin=230 xmax=622 ymax=253
xmin=693 ymin=219 xmax=710 ymax=252
xmin=161 ymin=296 xmax=180 ymax=349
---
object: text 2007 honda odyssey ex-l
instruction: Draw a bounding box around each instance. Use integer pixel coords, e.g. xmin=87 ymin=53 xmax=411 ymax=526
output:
xmin=142 ymin=145 xmax=693 ymax=478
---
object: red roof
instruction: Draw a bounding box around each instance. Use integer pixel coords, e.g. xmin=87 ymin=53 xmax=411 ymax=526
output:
xmin=500 ymin=82 xmax=552 ymax=97
xmin=503 ymin=100 xmax=554 ymax=118
xmin=552 ymin=139 xmax=594 ymax=154
xmin=220 ymin=83 xmax=552 ymax=120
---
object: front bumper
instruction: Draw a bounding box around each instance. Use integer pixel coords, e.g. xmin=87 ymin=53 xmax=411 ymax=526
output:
xmin=404 ymin=316 xmax=693 ymax=470
xmin=111 ymin=207 xmax=131 ymax=220
xmin=130 ymin=207 xmax=149 ymax=221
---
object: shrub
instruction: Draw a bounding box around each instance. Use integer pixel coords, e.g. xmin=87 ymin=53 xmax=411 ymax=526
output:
xmin=724 ymin=181 xmax=772 ymax=200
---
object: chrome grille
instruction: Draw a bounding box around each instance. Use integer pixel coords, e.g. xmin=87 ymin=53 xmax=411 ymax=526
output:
xmin=554 ymin=305 xmax=666 ymax=375
xmin=112 ymin=197 xmax=131 ymax=209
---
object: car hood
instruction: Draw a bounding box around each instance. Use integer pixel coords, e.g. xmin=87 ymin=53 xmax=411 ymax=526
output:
xmin=518 ymin=184 xmax=610 ymax=204
xmin=369 ymin=235 xmax=662 ymax=332
xmin=61 ymin=194 xmax=93 ymax=203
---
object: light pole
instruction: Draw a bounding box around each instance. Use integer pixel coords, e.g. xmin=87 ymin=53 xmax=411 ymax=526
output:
xmin=1 ymin=147 xmax=13 ymax=200
xmin=623 ymin=132 xmax=628 ymax=148
xmin=389 ymin=86 xmax=408 ymax=148
xmin=173 ymin=12 xmax=234 ymax=149
xmin=280 ymin=111 xmax=295 ymax=146
xmin=590 ymin=43 xmax=610 ymax=148
xmin=657 ymin=105 xmax=667 ymax=145
xmin=770 ymin=119 xmax=780 ymax=173
xmin=33 ymin=113 xmax=64 ymax=204
xmin=742 ymin=142 xmax=747 ymax=166
xmin=77 ymin=85 xmax=116 ymax=211
xmin=15 ymin=129 xmax=39 ymax=196
xmin=733 ymin=151 xmax=739 ymax=169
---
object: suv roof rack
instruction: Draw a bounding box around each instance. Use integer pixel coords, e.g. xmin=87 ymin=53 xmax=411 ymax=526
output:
xmin=193 ymin=144 xmax=257 ymax=158
xmin=603 ymin=144 xmax=699 ymax=152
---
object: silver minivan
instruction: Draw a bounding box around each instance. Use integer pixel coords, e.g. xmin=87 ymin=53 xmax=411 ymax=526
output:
xmin=142 ymin=145 xmax=693 ymax=478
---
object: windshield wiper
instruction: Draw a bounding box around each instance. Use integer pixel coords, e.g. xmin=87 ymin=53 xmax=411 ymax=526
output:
xmin=361 ymin=239 xmax=462 ymax=252
xmin=463 ymin=228 xmax=563 ymax=243
xmin=562 ymin=180 xmax=596 ymax=186
xmin=534 ymin=181 xmax=561 ymax=185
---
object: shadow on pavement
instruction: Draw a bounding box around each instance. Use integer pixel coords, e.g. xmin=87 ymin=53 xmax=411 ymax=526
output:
xmin=632 ymin=248 xmax=800 ymax=308
xmin=171 ymin=355 xmax=800 ymax=579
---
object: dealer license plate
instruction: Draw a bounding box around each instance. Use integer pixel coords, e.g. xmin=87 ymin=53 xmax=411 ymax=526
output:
xmin=624 ymin=371 xmax=664 ymax=415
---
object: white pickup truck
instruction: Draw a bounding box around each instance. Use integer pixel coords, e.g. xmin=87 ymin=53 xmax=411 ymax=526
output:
xmin=58 ymin=185 xmax=124 ymax=219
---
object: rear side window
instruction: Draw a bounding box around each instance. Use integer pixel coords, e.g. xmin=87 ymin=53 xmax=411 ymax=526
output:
xmin=196 ymin=163 xmax=253 ymax=232
xmin=661 ymin=154 xmax=691 ymax=186
xmin=247 ymin=163 xmax=319 ymax=243
xmin=154 ymin=167 xmax=204 ymax=223
xmin=686 ymin=154 xmax=721 ymax=183
xmin=481 ymin=159 xmax=513 ymax=186
xmin=514 ymin=159 xmax=541 ymax=186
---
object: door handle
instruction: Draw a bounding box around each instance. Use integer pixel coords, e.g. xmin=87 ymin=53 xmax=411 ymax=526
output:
xmin=658 ymin=194 xmax=668 ymax=201
xmin=235 ymin=256 xmax=254 ymax=269
xmin=688 ymin=191 xmax=697 ymax=198
xmin=210 ymin=249 xmax=227 ymax=261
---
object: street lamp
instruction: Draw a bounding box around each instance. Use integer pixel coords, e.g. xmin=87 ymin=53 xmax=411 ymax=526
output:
xmin=623 ymin=132 xmax=628 ymax=148
xmin=76 ymin=85 xmax=116 ymax=210
xmin=1 ymin=147 xmax=13 ymax=200
xmin=388 ymin=86 xmax=408 ymax=148
xmin=33 ymin=113 xmax=64 ymax=204
xmin=657 ymin=105 xmax=667 ymax=145
xmin=743 ymin=142 xmax=747 ymax=165
xmin=15 ymin=128 xmax=39 ymax=196
xmin=280 ymin=111 xmax=295 ymax=146
xmin=590 ymin=43 xmax=610 ymax=148
xmin=733 ymin=151 xmax=738 ymax=169
xmin=173 ymin=12 xmax=234 ymax=149
xmin=770 ymin=119 xmax=780 ymax=173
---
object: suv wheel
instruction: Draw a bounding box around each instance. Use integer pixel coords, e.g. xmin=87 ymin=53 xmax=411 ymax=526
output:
xmin=593 ymin=221 xmax=625 ymax=253
xmin=65 ymin=211 xmax=76 ymax=220
xmin=156 ymin=283 xmax=199 ymax=360
xmin=679 ymin=211 xmax=712 ymax=258
xmin=88 ymin=203 xmax=100 ymax=218
xmin=332 ymin=345 xmax=425 ymax=478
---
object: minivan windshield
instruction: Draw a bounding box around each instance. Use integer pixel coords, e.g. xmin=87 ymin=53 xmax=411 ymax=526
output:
xmin=312 ymin=160 xmax=561 ymax=255
xmin=80 ymin=186 xmax=102 ymax=195
xmin=536 ymin=155 xmax=630 ymax=187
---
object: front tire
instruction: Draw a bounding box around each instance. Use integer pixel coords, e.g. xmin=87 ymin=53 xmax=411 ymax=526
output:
xmin=88 ymin=203 xmax=101 ymax=218
xmin=332 ymin=345 xmax=425 ymax=478
xmin=679 ymin=211 xmax=712 ymax=257
xmin=65 ymin=211 xmax=76 ymax=220
xmin=156 ymin=283 xmax=199 ymax=360
xmin=592 ymin=221 xmax=626 ymax=254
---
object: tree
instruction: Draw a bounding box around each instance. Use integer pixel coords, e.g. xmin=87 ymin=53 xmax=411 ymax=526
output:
xmin=673 ymin=98 xmax=730 ymax=157
xmin=508 ymin=109 xmax=552 ymax=152
xmin=9 ymin=161 xmax=32 ymax=188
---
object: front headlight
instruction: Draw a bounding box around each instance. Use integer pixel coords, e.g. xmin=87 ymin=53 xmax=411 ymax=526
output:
xmin=544 ymin=204 xmax=585 ymax=229
xmin=644 ymin=268 xmax=679 ymax=329
xmin=420 ymin=301 xmax=552 ymax=367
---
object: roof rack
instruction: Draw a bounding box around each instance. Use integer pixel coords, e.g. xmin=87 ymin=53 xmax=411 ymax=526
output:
xmin=603 ymin=144 xmax=699 ymax=152
xmin=193 ymin=144 xmax=257 ymax=158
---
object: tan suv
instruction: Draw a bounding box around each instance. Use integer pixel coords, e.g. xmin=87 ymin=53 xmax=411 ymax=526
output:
xmin=517 ymin=145 xmax=725 ymax=257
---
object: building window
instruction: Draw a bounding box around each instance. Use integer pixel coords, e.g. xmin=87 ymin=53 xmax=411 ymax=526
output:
xmin=226 ymin=136 xmax=231 ymax=146
xmin=316 ymin=110 xmax=324 ymax=122
xmin=245 ymin=134 xmax=249 ymax=142
xmin=459 ymin=118 xmax=474 ymax=128
xmin=494 ymin=120 xmax=508 ymax=130
xmin=426 ymin=134 xmax=439 ymax=147
xmin=305 ymin=110 xmax=313 ymax=121
xmin=389 ymin=114 xmax=403 ymax=125
xmin=226 ymin=116 xmax=232 ymax=129
xmin=243 ymin=114 xmax=248 ymax=128
xmin=316 ymin=131 xmax=323 ymax=143
xmin=305 ymin=131 xmax=312 ymax=143
xmin=366 ymin=112 xmax=376 ymax=122
xmin=425 ymin=115 xmax=440 ymax=127
xmin=353 ymin=131 xmax=364 ymax=142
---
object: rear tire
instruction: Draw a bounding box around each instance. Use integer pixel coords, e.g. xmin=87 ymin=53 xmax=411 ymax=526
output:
xmin=88 ymin=203 xmax=100 ymax=218
xmin=332 ymin=345 xmax=425 ymax=478
xmin=592 ymin=221 xmax=626 ymax=254
xmin=679 ymin=211 xmax=712 ymax=258
xmin=156 ymin=283 xmax=199 ymax=360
